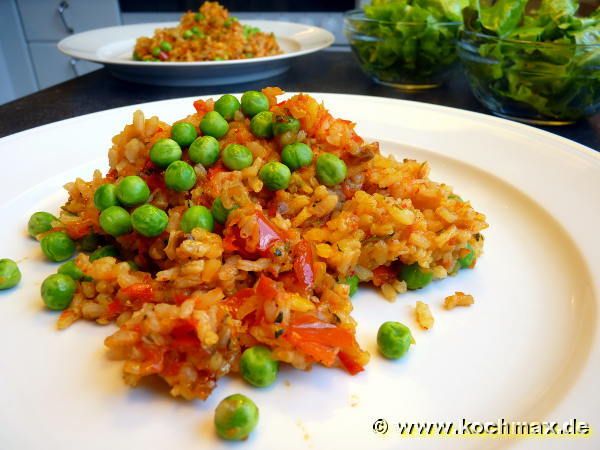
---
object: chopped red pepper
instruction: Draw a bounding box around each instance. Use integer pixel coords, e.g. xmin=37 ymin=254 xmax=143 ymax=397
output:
xmin=372 ymin=265 xmax=396 ymax=287
xmin=142 ymin=159 xmax=158 ymax=172
xmin=338 ymin=351 xmax=364 ymax=375
xmin=223 ymin=288 xmax=254 ymax=316
xmin=223 ymin=211 xmax=285 ymax=258
xmin=137 ymin=343 xmax=164 ymax=374
xmin=106 ymin=169 xmax=118 ymax=181
xmin=221 ymin=226 xmax=256 ymax=259
xmin=255 ymin=211 xmax=285 ymax=254
xmin=222 ymin=232 xmax=240 ymax=253
xmin=206 ymin=161 xmax=226 ymax=181
xmin=107 ymin=300 xmax=123 ymax=317
xmin=142 ymin=171 xmax=166 ymax=192
xmin=341 ymin=183 xmax=357 ymax=200
xmin=65 ymin=220 xmax=92 ymax=240
xmin=256 ymin=274 xmax=278 ymax=300
xmin=170 ymin=319 xmax=200 ymax=352
xmin=193 ymin=99 xmax=210 ymax=115
xmin=289 ymin=315 xmax=355 ymax=350
xmin=284 ymin=314 xmax=361 ymax=368
xmin=292 ymin=240 xmax=314 ymax=292
xmin=173 ymin=292 xmax=188 ymax=306
xmin=162 ymin=351 xmax=184 ymax=377
xmin=286 ymin=332 xmax=337 ymax=366
xmin=119 ymin=283 xmax=154 ymax=304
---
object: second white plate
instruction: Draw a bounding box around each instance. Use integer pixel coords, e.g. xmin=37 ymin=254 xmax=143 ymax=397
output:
xmin=58 ymin=21 xmax=334 ymax=86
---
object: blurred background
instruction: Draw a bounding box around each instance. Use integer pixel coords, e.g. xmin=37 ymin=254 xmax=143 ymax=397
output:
xmin=0 ymin=0 xmax=372 ymax=104
xmin=1 ymin=0 xmax=597 ymax=105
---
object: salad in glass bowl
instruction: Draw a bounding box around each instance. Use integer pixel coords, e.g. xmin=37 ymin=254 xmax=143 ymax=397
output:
xmin=344 ymin=0 xmax=467 ymax=90
xmin=458 ymin=0 xmax=600 ymax=125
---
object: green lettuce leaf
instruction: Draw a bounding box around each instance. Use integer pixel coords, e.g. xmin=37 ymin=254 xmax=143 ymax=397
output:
xmin=537 ymin=0 xmax=579 ymax=22
xmin=479 ymin=0 xmax=528 ymax=36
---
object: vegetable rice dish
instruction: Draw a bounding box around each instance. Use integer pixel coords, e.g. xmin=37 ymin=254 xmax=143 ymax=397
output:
xmin=32 ymin=87 xmax=487 ymax=401
xmin=133 ymin=2 xmax=281 ymax=62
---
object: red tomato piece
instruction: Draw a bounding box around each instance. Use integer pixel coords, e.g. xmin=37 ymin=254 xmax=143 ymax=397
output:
xmin=372 ymin=265 xmax=396 ymax=287
xmin=255 ymin=211 xmax=285 ymax=254
xmin=285 ymin=331 xmax=337 ymax=366
xmin=120 ymin=283 xmax=154 ymax=303
xmin=107 ymin=300 xmax=123 ymax=317
xmin=338 ymin=351 xmax=364 ymax=375
xmin=256 ymin=274 xmax=278 ymax=300
xmin=65 ymin=220 xmax=92 ymax=240
xmin=292 ymin=240 xmax=314 ymax=291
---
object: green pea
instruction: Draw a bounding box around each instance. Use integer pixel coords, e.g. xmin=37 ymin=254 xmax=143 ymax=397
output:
xmin=78 ymin=233 xmax=100 ymax=252
xmin=273 ymin=115 xmax=300 ymax=136
xmin=281 ymin=143 xmax=313 ymax=171
xmin=240 ymin=91 xmax=269 ymax=117
xmin=0 ymin=259 xmax=21 ymax=290
xmin=159 ymin=41 xmax=172 ymax=52
xmin=132 ymin=51 xmax=142 ymax=61
xmin=180 ymin=205 xmax=214 ymax=233
xmin=344 ymin=275 xmax=359 ymax=297
xmin=28 ymin=211 xmax=57 ymax=237
xmin=259 ymin=161 xmax=291 ymax=191
xmin=93 ymin=184 xmax=119 ymax=211
xmin=222 ymin=144 xmax=253 ymax=170
xmin=200 ymin=111 xmax=229 ymax=139
xmin=116 ymin=176 xmax=150 ymax=207
xmin=99 ymin=206 xmax=132 ymax=237
xmin=41 ymin=273 xmax=76 ymax=311
xmin=211 ymin=197 xmax=238 ymax=225
xmin=149 ymin=138 xmax=182 ymax=168
xmin=189 ymin=136 xmax=219 ymax=167
xmin=171 ymin=122 xmax=197 ymax=147
xmin=191 ymin=25 xmax=200 ymax=35
xmin=40 ymin=231 xmax=76 ymax=262
xmin=131 ymin=204 xmax=168 ymax=237
xmin=214 ymin=394 xmax=259 ymax=441
xmin=58 ymin=260 xmax=90 ymax=281
xmin=377 ymin=321 xmax=412 ymax=359
xmin=183 ymin=29 xmax=193 ymax=39
xmin=89 ymin=245 xmax=119 ymax=262
xmin=316 ymin=153 xmax=347 ymax=186
xmin=127 ymin=261 xmax=139 ymax=271
xmin=240 ymin=345 xmax=278 ymax=387
xmin=164 ymin=161 xmax=197 ymax=192
xmin=398 ymin=263 xmax=433 ymax=290
xmin=448 ymin=194 xmax=463 ymax=202
xmin=214 ymin=94 xmax=241 ymax=120
xmin=250 ymin=111 xmax=274 ymax=138
xmin=458 ymin=243 xmax=475 ymax=269
xmin=151 ymin=47 xmax=161 ymax=57
xmin=224 ymin=17 xmax=235 ymax=27
xmin=194 ymin=12 xmax=204 ymax=21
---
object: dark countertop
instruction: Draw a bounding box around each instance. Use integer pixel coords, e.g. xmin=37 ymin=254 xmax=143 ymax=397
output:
xmin=1 ymin=50 xmax=599 ymax=149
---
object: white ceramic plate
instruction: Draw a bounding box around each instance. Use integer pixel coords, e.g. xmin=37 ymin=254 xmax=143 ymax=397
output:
xmin=0 ymin=94 xmax=598 ymax=450
xmin=57 ymin=21 xmax=334 ymax=86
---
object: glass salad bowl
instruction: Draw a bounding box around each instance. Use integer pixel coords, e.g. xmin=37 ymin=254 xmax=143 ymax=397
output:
xmin=344 ymin=9 xmax=460 ymax=91
xmin=458 ymin=30 xmax=600 ymax=125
